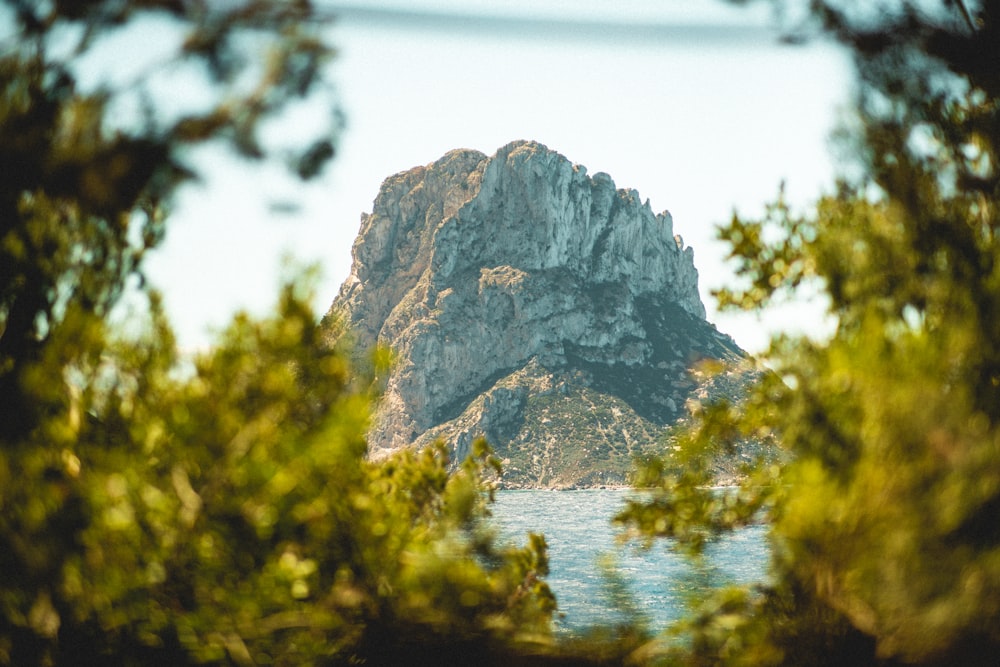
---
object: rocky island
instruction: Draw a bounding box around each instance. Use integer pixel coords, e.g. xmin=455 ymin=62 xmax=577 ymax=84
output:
xmin=326 ymin=140 xmax=755 ymax=487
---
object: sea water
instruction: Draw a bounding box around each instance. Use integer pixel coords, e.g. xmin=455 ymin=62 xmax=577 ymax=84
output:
xmin=490 ymin=489 xmax=770 ymax=634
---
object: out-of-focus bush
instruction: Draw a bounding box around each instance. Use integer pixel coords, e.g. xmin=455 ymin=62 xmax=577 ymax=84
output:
xmin=618 ymin=2 xmax=1000 ymax=665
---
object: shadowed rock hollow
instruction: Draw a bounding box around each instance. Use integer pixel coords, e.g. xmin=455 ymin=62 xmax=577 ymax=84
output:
xmin=327 ymin=140 xmax=752 ymax=487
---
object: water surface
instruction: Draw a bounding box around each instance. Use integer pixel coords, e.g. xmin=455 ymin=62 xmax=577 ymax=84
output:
xmin=490 ymin=488 xmax=769 ymax=633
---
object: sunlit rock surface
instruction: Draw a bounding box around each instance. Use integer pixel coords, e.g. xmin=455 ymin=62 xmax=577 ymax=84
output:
xmin=327 ymin=141 xmax=753 ymax=487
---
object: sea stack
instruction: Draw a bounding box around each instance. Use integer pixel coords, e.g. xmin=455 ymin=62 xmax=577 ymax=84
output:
xmin=327 ymin=141 xmax=750 ymax=487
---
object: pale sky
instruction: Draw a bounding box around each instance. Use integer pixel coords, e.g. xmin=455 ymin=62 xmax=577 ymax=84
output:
xmin=142 ymin=0 xmax=854 ymax=354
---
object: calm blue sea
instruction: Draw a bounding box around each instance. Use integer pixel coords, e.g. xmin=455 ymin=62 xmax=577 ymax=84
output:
xmin=490 ymin=489 xmax=770 ymax=634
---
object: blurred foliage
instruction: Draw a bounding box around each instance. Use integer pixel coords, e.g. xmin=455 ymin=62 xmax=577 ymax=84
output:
xmin=0 ymin=2 xmax=575 ymax=665
xmin=618 ymin=1 xmax=1000 ymax=665
xmin=0 ymin=278 xmax=560 ymax=665
xmin=0 ymin=0 xmax=340 ymax=441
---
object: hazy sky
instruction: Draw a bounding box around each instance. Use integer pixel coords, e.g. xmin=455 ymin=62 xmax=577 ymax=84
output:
xmin=142 ymin=0 xmax=854 ymax=354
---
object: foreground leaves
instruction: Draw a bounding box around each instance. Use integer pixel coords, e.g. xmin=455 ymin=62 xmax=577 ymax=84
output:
xmin=0 ymin=282 xmax=558 ymax=665
xmin=619 ymin=2 xmax=1000 ymax=665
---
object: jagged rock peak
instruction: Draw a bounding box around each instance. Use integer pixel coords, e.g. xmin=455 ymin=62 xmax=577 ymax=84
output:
xmin=329 ymin=141 xmax=742 ymax=485
xmin=336 ymin=141 xmax=704 ymax=346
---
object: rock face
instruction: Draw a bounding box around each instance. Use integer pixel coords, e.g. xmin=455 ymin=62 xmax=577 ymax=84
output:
xmin=327 ymin=141 xmax=747 ymax=487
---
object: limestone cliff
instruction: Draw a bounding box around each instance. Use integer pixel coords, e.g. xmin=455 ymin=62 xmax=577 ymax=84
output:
xmin=327 ymin=141 xmax=750 ymax=487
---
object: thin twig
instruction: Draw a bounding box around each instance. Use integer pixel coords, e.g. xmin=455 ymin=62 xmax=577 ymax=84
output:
xmin=955 ymin=0 xmax=977 ymax=32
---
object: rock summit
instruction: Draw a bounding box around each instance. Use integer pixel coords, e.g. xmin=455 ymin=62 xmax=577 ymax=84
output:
xmin=327 ymin=141 xmax=749 ymax=487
